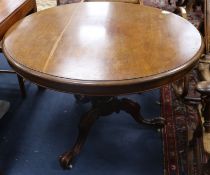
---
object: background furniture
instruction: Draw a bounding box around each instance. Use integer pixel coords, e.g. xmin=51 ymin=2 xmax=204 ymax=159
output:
xmin=195 ymin=0 xmax=210 ymax=174
xmin=57 ymin=0 xmax=141 ymax=5
xmin=196 ymin=0 xmax=210 ymax=133
xmin=56 ymin=0 xmax=184 ymax=9
xmin=0 ymin=0 xmax=37 ymax=97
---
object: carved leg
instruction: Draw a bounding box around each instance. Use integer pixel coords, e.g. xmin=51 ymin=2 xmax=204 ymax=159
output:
xmin=59 ymin=97 xmax=165 ymax=169
xmin=91 ymin=97 xmax=165 ymax=128
xmin=59 ymin=108 xmax=99 ymax=169
xmin=119 ymin=98 xmax=165 ymax=128
xmin=60 ymin=109 xmax=98 ymax=169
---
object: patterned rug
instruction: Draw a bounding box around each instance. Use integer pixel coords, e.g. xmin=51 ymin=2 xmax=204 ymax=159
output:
xmin=161 ymin=72 xmax=205 ymax=175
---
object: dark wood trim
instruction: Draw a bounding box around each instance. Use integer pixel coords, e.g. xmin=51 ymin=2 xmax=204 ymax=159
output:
xmin=3 ymin=39 xmax=204 ymax=96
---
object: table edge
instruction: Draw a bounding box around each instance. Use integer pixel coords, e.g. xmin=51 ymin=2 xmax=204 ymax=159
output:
xmin=3 ymin=39 xmax=205 ymax=96
xmin=2 ymin=2 xmax=205 ymax=96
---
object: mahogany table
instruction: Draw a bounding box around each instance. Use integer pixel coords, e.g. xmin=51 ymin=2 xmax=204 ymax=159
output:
xmin=2 ymin=2 xmax=204 ymax=169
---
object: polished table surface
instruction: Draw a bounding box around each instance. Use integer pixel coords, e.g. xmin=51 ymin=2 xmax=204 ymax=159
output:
xmin=2 ymin=2 xmax=204 ymax=96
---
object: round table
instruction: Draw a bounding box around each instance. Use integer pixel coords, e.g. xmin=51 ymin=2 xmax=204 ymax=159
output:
xmin=3 ymin=2 xmax=204 ymax=169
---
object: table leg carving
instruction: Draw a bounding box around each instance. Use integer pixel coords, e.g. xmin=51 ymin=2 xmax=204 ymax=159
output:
xmin=119 ymin=98 xmax=165 ymax=128
xmin=59 ymin=109 xmax=99 ymax=169
xmin=59 ymin=96 xmax=165 ymax=169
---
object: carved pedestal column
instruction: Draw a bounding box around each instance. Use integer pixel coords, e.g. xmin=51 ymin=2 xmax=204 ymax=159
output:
xmin=59 ymin=96 xmax=165 ymax=169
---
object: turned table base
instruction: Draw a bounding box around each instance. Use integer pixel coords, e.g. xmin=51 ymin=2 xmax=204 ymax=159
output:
xmin=59 ymin=96 xmax=165 ymax=169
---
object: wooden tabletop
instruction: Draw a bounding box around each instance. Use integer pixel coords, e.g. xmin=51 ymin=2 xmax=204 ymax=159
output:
xmin=3 ymin=2 xmax=204 ymax=96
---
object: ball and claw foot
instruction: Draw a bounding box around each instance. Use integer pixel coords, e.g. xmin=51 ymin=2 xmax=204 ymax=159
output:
xmin=59 ymin=152 xmax=74 ymax=169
